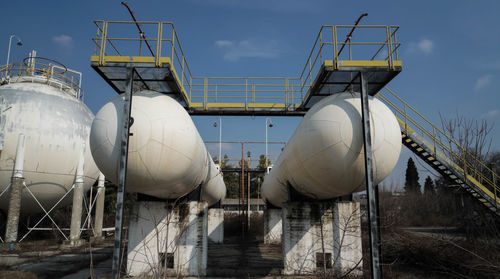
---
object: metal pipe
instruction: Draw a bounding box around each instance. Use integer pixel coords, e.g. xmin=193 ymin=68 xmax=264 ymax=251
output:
xmin=121 ymin=2 xmax=155 ymax=57
xmin=337 ymin=13 xmax=368 ymax=57
xmin=241 ymin=143 xmax=245 ymax=240
xmin=6 ymin=35 xmax=22 ymax=66
xmin=219 ymin=116 xmax=222 ymax=164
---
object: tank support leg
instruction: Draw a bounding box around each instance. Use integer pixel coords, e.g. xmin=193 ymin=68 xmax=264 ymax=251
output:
xmin=5 ymin=134 xmax=25 ymax=243
xmin=68 ymin=143 xmax=86 ymax=246
xmin=359 ymin=71 xmax=382 ymax=279
xmin=93 ymin=173 xmax=106 ymax=241
xmin=112 ymin=67 xmax=135 ymax=279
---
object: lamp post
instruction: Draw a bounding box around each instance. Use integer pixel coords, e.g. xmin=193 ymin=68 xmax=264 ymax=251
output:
xmin=6 ymin=35 xmax=22 ymax=66
xmin=213 ymin=116 xmax=222 ymax=164
xmin=265 ymin=118 xmax=273 ymax=167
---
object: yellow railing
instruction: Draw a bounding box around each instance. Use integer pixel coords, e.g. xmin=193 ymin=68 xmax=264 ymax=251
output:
xmin=93 ymin=20 xmax=194 ymax=100
xmin=189 ymin=77 xmax=303 ymax=109
xmin=378 ymin=88 xmax=499 ymax=207
xmin=92 ymin=21 xmax=401 ymax=108
xmin=0 ymin=61 xmax=83 ymax=99
xmin=298 ymin=25 xmax=400 ymax=94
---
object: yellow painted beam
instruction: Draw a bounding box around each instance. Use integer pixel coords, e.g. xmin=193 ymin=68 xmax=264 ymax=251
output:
xmin=323 ymin=60 xmax=402 ymax=68
xmin=207 ymin=103 xmax=245 ymax=108
xmin=248 ymin=103 xmax=285 ymax=108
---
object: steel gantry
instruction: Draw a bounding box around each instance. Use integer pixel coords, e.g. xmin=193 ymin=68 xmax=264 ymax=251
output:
xmin=91 ymin=19 xmax=401 ymax=279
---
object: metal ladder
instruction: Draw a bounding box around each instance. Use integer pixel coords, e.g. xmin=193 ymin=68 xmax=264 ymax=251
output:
xmin=378 ymin=87 xmax=499 ymax=215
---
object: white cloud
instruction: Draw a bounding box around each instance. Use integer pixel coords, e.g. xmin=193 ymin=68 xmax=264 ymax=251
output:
xmin=474 ymin=74 xmax=492 ymax=91
xmin=482 ymin=109 xmax=499 ymax=119
xmin=52 ymin=34 xmax=73 ymax=48
xmin=214 ymin=40 xmax=234 ymax=47
xmin=407 ymin=38 xmax=434 ymax=55
xmin=214 ymin=39 xmax=283 ymax=61
xmin=417 ymin=39 xmax=434 ymax=54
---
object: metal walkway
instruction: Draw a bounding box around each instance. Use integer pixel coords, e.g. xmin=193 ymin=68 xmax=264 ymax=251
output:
xmin=378 ymin=88 xmax=500 ymax=215
xmin=90 ymin=21 xmax=401 ymax=115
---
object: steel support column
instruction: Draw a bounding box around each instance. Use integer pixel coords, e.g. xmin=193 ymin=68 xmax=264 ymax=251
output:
xmin=5 ymin=134 xmax=25 ymax=243
xmin=69 ymin=144 xmax=85 ymax=245
xmin=94 ymin=173 xmax=106 ymax=238
xmin=360 ymin=71 xmax=382 ymax=279
xmin=112 ymin=67 xmax=134 ymax=279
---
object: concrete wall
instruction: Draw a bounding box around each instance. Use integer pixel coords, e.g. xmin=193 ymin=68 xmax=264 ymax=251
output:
xmin=127 ymin=201 xmax=208 ymax=277
xmin=333 ymin=201 xmax=363 ymax=276
xmin=264 ymin=208 xmax=282 ymax=244
xmin=207 ymin=208 xmax=224 ymax=243
xmin=282 ymin=201 xmax=362 ymax=276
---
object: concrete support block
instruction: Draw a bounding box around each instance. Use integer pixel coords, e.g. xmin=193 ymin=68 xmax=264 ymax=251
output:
xmin=333 ymin=201 xmax=363 ymax=276
xmin=207 ymin=208 xmax=224 ymax=243
xmin=127 ymin=200 xmax=208 ymax=277
xmin=282 ymin=201 xmax=363 ymax=277
xmin=264 ymin=208 xmax=282 ymax=244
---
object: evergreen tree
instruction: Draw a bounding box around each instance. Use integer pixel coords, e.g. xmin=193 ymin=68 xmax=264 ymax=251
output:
xmin=423 ymin=176 xmax=436 ymax=196
xmin=404 ymin=158 xmax=421 ymax=195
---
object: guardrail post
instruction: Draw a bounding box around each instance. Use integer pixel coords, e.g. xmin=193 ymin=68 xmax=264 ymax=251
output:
xmin=171 ymin=28 xmax=176 ymax=62
xmin=333 ymin=26 xmax=338 ymax=67
xmin=99 ymin=21 xmax=108 ymax=66
xmin=432 ymin=127 xmax=437 ymax=157
xmin=386 ymin=27 xmax=393 ymax=69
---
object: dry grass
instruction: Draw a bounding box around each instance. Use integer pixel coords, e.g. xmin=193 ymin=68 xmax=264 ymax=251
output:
xmin=0 ymin=270 xmax=38 ymax=279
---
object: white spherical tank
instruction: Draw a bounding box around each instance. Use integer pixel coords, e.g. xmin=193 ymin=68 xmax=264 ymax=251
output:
xmin=0 ymin=82 xmax=99 ymax=214
xmin=262 ymin=92 xmax=401 ymax=207
xmin=90 ymin=91 xmax=226 ymax=206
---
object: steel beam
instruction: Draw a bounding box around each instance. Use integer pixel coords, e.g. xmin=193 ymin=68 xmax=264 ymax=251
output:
xmin=112 ymin=67 xmax=135 ymax=279
xmin=360 ymin=71 xmax=382 ymax=279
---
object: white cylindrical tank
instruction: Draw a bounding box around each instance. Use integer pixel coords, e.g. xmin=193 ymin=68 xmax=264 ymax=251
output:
xmin=262 ymin=92 xmax=401 ymax=207
xmin=0 ymin=82 xmax=99 ymax=214
xmin=90 ymin=91 xmax=226 ymax=206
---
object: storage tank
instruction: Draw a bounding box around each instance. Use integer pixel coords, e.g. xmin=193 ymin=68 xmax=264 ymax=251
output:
xmin=89 ymin=91 xmax=226 ymax=206
xmin=0 ymin=61 xmax=99 ymax=214
xmin=262 ymin=92 xmax=401 ymax=207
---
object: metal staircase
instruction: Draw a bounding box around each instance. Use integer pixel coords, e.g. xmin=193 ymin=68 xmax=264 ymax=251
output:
xmin=378 ymin=87 xmax=499 ymax=215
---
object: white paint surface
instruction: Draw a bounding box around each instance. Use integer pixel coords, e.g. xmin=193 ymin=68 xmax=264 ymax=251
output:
xmin=90 ymin=91 xmax=225 ymax=205
xmin=262 ymin=92 xmax=401 ymax=207
xmin=0 ymin=82 xmax=98 ymax=213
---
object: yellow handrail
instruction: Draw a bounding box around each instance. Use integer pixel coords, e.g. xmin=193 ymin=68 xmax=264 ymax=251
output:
xmin=378 ymin=88 xmax=499 ymax=207
xmin=92 ymin=21 xmax=401 ymax=108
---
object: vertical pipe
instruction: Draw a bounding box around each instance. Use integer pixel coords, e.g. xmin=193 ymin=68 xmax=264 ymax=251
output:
xmin=112 ymin=67 xmax=135 ymax=279
xmin=360 ymin=72 xmax=381 ymax=279
xmin=241 ymin=143 xmax=245 ymax=240
xmin=219 ymin=116 xmax=222 ymax=165
xmin=69 ymin=143 xmax=85 ymax=244
xmin=94 ymin=173 xmax=106 ymax=238
xmin=247 ymin=171 xmax=250 ymax=229
xmin=5 ymin=134 xmax=25 ymax=243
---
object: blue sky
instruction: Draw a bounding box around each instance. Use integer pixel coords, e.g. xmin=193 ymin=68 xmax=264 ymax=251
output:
xmin=1 ymin=0 xmax=499 ymax=188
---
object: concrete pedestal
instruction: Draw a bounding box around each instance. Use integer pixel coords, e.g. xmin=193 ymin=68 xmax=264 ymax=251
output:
xmin=282 ymin=201 xmax=362 ymax=276
xmin=127 ymin=200 xmax=208 ymax=277
xmin=207 ymin=208 xmax=224 ymax=243
xmin=264 ymin=208 xmax=282 ymax=244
